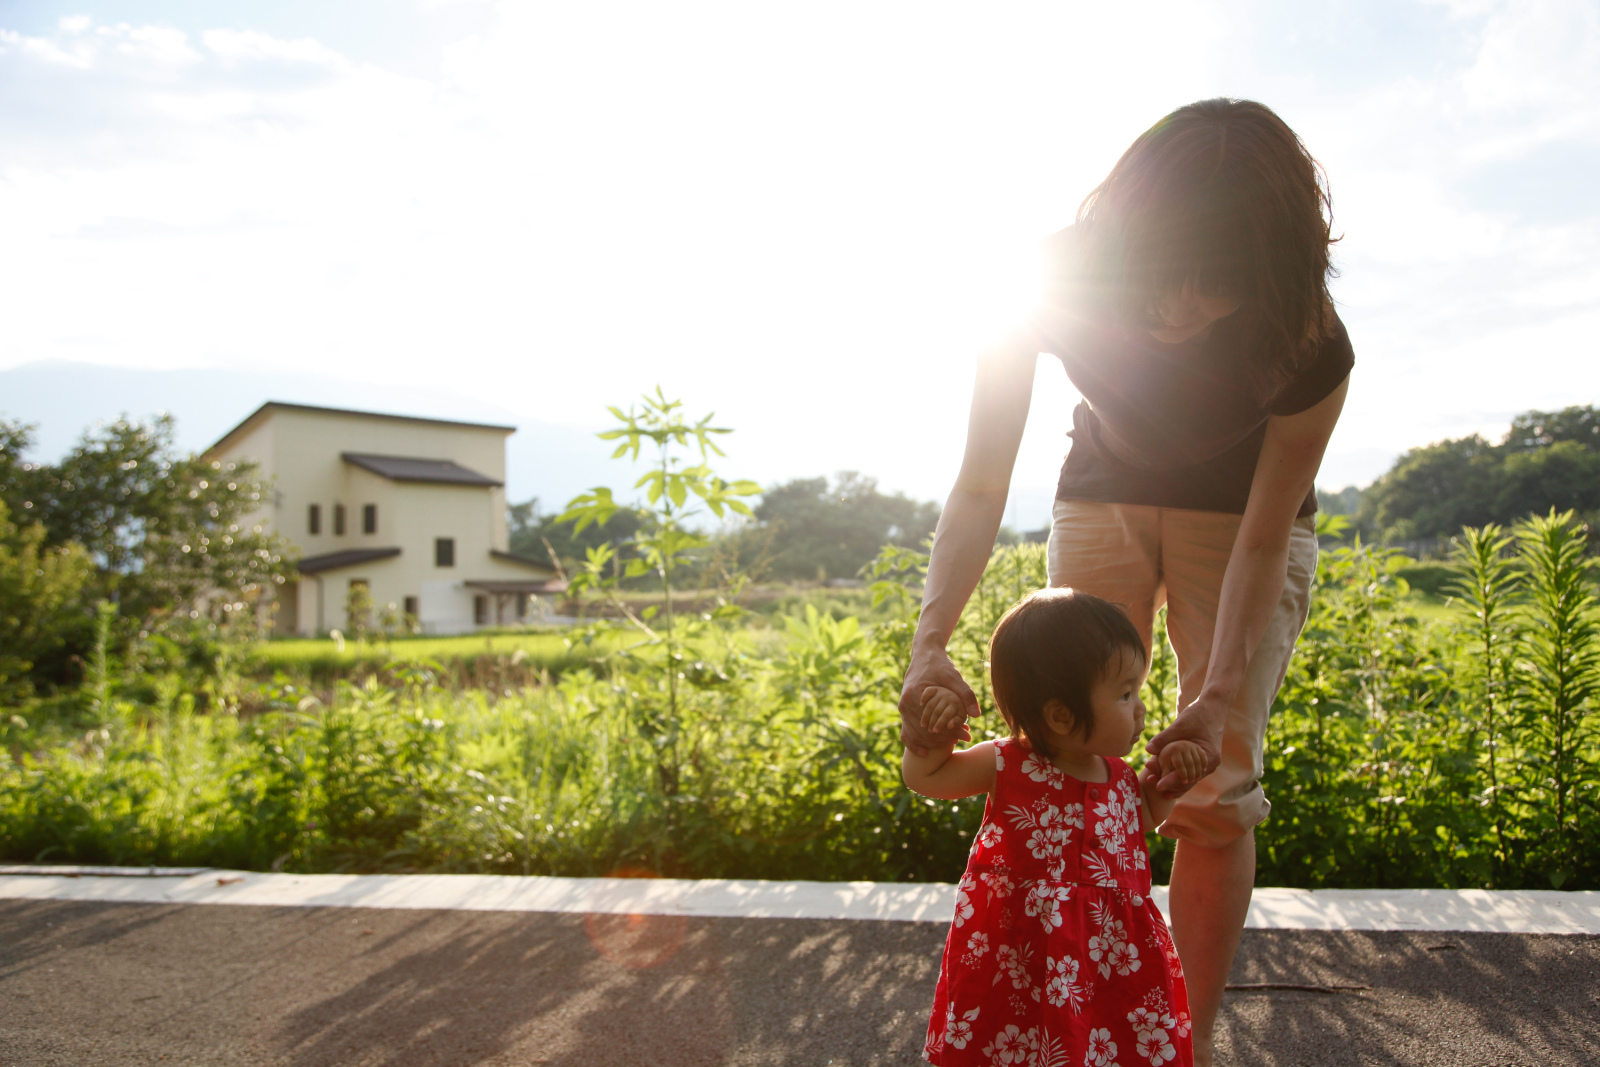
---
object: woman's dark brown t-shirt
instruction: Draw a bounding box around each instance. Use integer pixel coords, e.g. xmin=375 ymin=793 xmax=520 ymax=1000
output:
xmin=1031 ymin=286 xmax=1354 ymax=519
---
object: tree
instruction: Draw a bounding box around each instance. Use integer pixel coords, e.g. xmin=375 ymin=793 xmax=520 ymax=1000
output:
xmin=1354 ymin=405 xmax=1600 ymax=545
xmin=0 ymin=418 xmax=36 ymax=520
xmin=13 ymin=414 xmax=297 ymax=633
xmin=508 ymin=496 xmax=644 ymax=578
xmin=1356 ymin=435 xmax=1502 ymax=543
xmin=1503 ymin=407 xmax=1600 ymax=452
xmin=0 ymin=499 xmax=96 ymax=700
xmin=751 ymin=472 xmax=940 ymax=581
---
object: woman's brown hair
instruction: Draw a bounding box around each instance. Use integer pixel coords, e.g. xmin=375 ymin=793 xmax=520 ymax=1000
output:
xmin=988 ymin=588 xmax=1145 ymax=759
xmin=1073 ymin=98 xmax=1337 ymax=400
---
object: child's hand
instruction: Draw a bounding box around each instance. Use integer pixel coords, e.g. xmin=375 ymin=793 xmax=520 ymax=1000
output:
xmin=1158 ymin=740 xmax=1207 ymax=787
xmin=919 ymin=686 xmax=968 ymax=734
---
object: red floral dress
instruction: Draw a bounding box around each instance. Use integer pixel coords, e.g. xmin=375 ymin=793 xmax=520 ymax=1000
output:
xmin=924 ymin=739 xmax=1192 ymax=1067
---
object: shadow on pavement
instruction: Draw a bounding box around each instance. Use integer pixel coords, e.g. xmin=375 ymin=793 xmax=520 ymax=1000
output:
xmin=1221 ymin=929 xmax=1600 ymax=1066
xmin=270 ymin=911 xmax=942 ymax=1066
xmin=2 ymin=899 xmax=1597 ymax=1066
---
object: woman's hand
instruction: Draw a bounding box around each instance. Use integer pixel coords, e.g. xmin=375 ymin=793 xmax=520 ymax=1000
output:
xmin=1145 ymin=692 xmax=1227 ymax=796
xmin=899 ymin=645 xmax=979 ymax=756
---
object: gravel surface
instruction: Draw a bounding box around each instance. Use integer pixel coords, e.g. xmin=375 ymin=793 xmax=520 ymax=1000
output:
xmin=2 ymin=899 xmax=1596 ymax=1066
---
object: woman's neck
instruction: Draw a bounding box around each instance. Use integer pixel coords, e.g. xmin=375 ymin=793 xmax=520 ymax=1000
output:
xmin=1049 ymin=748 xmax=1109 ymax=783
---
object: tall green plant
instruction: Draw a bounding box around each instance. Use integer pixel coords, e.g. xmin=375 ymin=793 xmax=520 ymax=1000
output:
xmin=557 ymin=389 xmax=760 ymax=796
xmin=1448 ymin=523 xmax=1522 ymax=881
xmin=1511 ymin=510 xmax=1600 ymax=888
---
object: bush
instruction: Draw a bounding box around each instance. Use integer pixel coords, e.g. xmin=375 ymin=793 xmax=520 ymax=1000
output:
xmin=0 ymin=500 xmax=96 ymax=700
xmin=3 ymin=523 xmax=1598 ymax=888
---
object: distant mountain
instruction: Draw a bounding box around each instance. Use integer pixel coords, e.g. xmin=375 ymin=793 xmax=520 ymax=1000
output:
xmin=0 ymin=360 xmax=620 ymax=511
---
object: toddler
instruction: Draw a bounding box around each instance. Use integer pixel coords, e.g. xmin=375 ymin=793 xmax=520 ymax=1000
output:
xmin=903 ymin=587 xmax=1204 ymax=1067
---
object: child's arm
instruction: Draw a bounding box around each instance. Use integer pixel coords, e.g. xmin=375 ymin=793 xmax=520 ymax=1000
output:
xmin=903 ymin=686 xmax=996 ymax=799
xmin=903 ymin=738 xmax=998 ymax=801
xmin=1138 ymin=760 xmax=1173 ymax=832
xmin=1137 ymin=740 xmax=1207 ymax=831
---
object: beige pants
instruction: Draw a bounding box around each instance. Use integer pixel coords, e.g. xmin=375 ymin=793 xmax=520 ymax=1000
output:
xmin=1047 ymin=499 xmax=1318 ymax=848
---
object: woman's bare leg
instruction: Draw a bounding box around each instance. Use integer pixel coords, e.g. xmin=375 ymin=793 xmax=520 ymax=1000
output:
xmin=1168 ymin=830 xmax=1255 ymax=1067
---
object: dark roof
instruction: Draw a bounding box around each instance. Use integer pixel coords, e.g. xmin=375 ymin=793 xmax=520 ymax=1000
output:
xmin=342 ymin=452 xmax=502 ymax=487
xmin=297 ymin=547 xmax=402 ymax=574
xmin=490 ymin=549 xmax=559 ymax=575
xmin=206 ymin=401 xmax=515 ymax=456
xmin=466 ymin=579 xmax=569 ymax=595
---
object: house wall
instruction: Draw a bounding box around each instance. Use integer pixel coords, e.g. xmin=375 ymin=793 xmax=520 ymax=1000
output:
xmin=209 ymin=405 xmax=545 ymax=636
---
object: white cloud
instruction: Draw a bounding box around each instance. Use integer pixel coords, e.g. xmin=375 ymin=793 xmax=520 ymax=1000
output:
xmin=0 ymin=1 xmax=1597 ymax=519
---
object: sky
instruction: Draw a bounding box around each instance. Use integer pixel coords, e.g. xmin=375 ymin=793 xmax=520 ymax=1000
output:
xmin=1 ymin=0 xmax=1598 ymax=530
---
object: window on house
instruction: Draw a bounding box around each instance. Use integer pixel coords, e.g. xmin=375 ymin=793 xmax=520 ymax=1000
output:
xmin=403 ymin=595 xmax=419 ymax=621
xmin=435 ymin=538 xmax=455 ymax=567
xmin=363 ymin=504 xmax=377 ymax=535
xmin=515 ymin=594 xmax=527 ymax=621
xmin=308 ymin=504 xmax=321 ymax=535
xmin=473 ymin=594 xmax=489 ymax=625
xmin=334 ymin=503 xmax=347 ymax=536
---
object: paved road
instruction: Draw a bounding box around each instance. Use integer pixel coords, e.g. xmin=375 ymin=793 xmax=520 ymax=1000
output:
xmin=1 ymin=899 xmax=1596 ymax=1066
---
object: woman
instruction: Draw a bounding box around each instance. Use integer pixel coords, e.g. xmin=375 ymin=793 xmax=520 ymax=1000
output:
xmin=900 ymin=98 xmax=1351 ymax=1066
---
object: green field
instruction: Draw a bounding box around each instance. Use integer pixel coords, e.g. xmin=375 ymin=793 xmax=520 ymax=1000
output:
xmin=251 ymin=629 xmax=605 ymax=675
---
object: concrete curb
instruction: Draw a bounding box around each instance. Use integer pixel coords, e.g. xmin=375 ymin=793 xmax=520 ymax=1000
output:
xmin=1 ymin=867 xmax=1596 ymax=934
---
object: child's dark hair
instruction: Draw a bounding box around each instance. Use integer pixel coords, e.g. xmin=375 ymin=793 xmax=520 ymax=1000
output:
xmin=1071 ymin=97 xmax=1337 ymax=402
xmin=988 ymin=588 xmax=1146 ymax=758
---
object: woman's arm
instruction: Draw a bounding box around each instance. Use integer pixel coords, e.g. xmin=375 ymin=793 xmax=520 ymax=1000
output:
xmin=899 ymin=337 xmax=1039 ymax=754
xmin=1147 ymin=374 xmax=1349 ymax=791
xmin=903 ymin=741 xmax=999 ymax=801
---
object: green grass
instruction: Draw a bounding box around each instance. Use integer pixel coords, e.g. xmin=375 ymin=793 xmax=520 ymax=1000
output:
xmin=249 ymin=629 xmax=627 ymax=678
xmin=1400 ymin=591 xmax=1459 ymax=622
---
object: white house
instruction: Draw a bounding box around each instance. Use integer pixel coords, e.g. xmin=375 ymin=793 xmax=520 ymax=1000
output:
xmin=206 ymin=401 xmax=564 ymax=636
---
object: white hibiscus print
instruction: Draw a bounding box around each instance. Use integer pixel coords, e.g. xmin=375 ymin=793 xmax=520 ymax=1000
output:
xmin=1111 ymin=938 xmax=1142 ymax=976
xmin=963 ymin=931 xmax=990 ymax=964
xmin=1088 ymin=908 xmax=1141 ymax=978
xmin=1024 ymin=881 xmax=1073 ymax=931
xmin=1171 ymin=1011 xmax=1192 ymax=1038
xmin=1136 ymin=1027 xmax=1176 ymax=1064
xmin=980 ymin=869 xmax=1015 ymax=899
xmin=983 ymin=1024 xmax=1040 ymax=1066
xmin=974 ymin=821 xmax=1004 ymax=852
xmin=953 ymin=874 xmax=976 ymax=927
xmin=1084 ymin=1028 xmax=1118 ymax=1067
xmin=944 ymin=1004 xmax=980 ymax=1050
xmin=1127 ymin=1007 xmax=1161 ymax=1036
xmin=1007 ymin=799 xmax=1071 ymax=862
xmin=1090 ymin=935 xmax=1140 ymax=977
xmin=1044 ymin=955 xmax=1086 ymax=1012
xmin=1092 ymin=782 xmax=1146 ymax=872
xmin=993 ymin=942 xmax=1035 ymax=990
xmin=1022 ymin=749 xmax=1065 ymax=785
